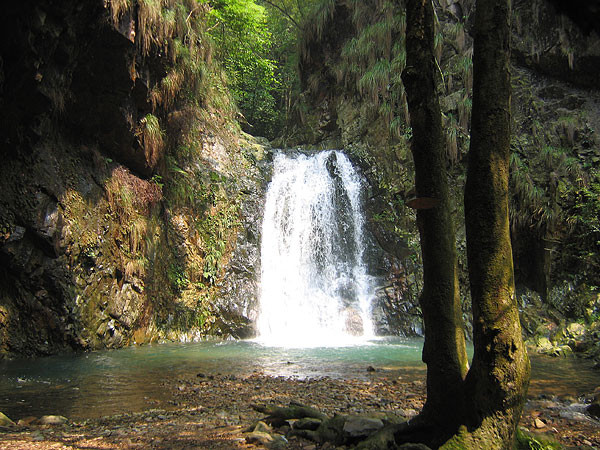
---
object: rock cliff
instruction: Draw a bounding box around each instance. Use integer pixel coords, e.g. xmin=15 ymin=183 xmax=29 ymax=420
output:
xmin=0 ymin=0 xmax=267 ymax=357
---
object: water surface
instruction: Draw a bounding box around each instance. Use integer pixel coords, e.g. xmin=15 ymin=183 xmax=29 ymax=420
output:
xmin=0 ymin=338 xmax=596 ymax=421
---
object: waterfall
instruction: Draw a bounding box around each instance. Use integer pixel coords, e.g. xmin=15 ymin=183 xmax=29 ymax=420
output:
xmin=257 ymin=150 xmax=376 ymax=347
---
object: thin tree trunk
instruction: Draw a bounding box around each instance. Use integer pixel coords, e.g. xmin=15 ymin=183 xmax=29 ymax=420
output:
xmin=401 ymin=0 xmax=469 ymax=443
xmin=460 ymin=0 xmax=530 ymax=446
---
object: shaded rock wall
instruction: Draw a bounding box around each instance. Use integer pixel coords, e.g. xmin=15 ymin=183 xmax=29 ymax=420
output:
xmin=0 ymin=1 xmax=266 ymax=357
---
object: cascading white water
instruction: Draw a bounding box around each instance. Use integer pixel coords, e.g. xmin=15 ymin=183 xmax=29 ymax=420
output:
xmin=257 ymin=150 xmax=376 ymax=347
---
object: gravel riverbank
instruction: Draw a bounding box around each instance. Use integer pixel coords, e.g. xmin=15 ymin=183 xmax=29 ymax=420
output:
xmin=1 ymin=371 xmax=599 ymax=449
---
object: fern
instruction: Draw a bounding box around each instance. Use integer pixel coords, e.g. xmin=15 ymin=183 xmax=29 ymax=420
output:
xmin=358 ymin=59 xmax=390 ymax=105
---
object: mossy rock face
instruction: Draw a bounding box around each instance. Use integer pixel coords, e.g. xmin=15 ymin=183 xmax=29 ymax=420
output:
xmin=565 ymin=322 xmax=586 ymax=339
xmin=522 ymin=289 xmax=600 ymax=358
xmin=532 ymin=337 xmax=554 ymax=353
xmin=548 ymin=345 xmax=573 ymax=357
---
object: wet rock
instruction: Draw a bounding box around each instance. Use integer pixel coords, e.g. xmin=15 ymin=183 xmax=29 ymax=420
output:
xmin=216 ymin=149 xmax=268 ymax=340
xmin=246 ymin=430 xmax=274 ymax=445
xmin=107 ymin=282 xmax=142 ymax=329
xmin=534 ymin=337 xmax=554 ymax=353
xmin=587 ymin=401 xmax=600 ymax=419
xmin=566 ymin=322 xmax=586 ymax=338
xmin=559 ymin=410 xmax=589 ymax=422
xmin=0 ymin=412 xmax=15 ymax=426
xmin=17 ymin=416 xmax=38 ymax=426
xmin=38 ymin=415 xmax=68 ymax=425
xmin=254 ymin=421 xmax=273 ymax=434
xmin=548 ymin=344 xmax=573 ymax=357
xmin=397 ymin=408 xmax=418 ymax=418
xmin=342 ymin=416 xmax=384 ymax=437
xmin=294 ymin=417 xmax=322 ymax=431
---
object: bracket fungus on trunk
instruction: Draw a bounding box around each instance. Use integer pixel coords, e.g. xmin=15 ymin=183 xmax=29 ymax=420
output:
xmin=405 ymin=196 xmax=440 ymax=209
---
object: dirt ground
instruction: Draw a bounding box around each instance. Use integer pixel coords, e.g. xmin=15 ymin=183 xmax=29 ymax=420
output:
xmin=1 ymin=372 xmax=599 ymax=449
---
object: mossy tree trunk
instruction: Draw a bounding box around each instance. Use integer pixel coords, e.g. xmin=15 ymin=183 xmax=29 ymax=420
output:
xmin=401 ymin=0 xmax=530 ymax=448
xmin=460 ymin=0 xmax=530 ymax=446
xmin=401 ymin=0 xmax=469 ymax=443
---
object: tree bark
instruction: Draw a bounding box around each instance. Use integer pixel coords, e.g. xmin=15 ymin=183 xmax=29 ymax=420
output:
xmin=460 ymin=0 xmax=531 ymax=447
xmin=401 ymin=0 xmax=469 ymax=443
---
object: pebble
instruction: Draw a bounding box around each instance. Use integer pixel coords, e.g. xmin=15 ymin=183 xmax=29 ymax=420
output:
xmin=534 ymin=418 xmax=546 ymax=428
xmin=38 ymin=415 xmax=68 ymax=425
xmin=31 ymin=431 xmax=45 ymax=441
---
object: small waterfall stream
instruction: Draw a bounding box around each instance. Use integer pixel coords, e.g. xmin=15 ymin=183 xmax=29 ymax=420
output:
xmin=257 ymin=150 xmax=376 ymax=347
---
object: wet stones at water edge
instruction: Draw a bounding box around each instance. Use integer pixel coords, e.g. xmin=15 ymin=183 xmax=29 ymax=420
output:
xmin=0 ymin=412 xmax=68 ymax=427
xmin=247 ymin=402 xmax=422 ymax=448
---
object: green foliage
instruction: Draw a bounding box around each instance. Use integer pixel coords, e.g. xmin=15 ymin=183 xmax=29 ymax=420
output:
xmin=444 ymin=113 xmax=460 ymax=163
xmin=163 ymin=153 xmax=241 ymax=287
xmin=207 ymin=0 xmax=279 ymax=137
xmin=515 ymin=427 xmax=563 ymax=450
xmin=151 ymin=174 xmax=164 ymax=188
xmin=457 ymin=53 xmax=473 ymax=91
xmin=167 ymin=290 xmax=213 ymax=331
xmin=197 ymin=197 xmax=240 ymax=285
xmin=561 ymin=168 xmax=600 ymax=277
xmin=570 ymin=169 xmax=600 ymax=235
xmin=300 ymin=0 xmax=336 ymax=46
xmin=122 ymin=0 xmax=237 ymax=120
xmin=510 ymin=144 xmax=600 ymax=283
xmin=510 ymin=146 xmax=585 ymax=233
xmin=168 ymin=263 xmax=190 ymax=293
xmin=259 ymin=0 xmax=309 ymax=136
xmin=181 ymin=302 xmax=209 ymax=329
xmin=548 ymin=282 xmax=599 ymax=320
xmin=300 ymin=0 xmax=408 ymax=141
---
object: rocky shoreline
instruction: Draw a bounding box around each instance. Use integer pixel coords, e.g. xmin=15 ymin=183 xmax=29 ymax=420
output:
xmin=1 ymin=371 xmax=599 ymax=449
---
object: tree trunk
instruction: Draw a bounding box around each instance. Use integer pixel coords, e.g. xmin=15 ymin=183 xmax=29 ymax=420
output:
xmin=460 ymin=0 xmax=531 ymax=447
xmin=401 ymin=0 xmax=469 ymax=443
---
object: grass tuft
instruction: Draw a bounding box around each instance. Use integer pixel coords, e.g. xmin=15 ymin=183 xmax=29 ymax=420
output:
xmin=138 ymin=114 xmax=164 ymax=169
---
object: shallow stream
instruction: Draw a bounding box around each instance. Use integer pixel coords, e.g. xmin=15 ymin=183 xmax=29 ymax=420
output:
xmin=1 ymin=337 xmax=597 ymax=421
